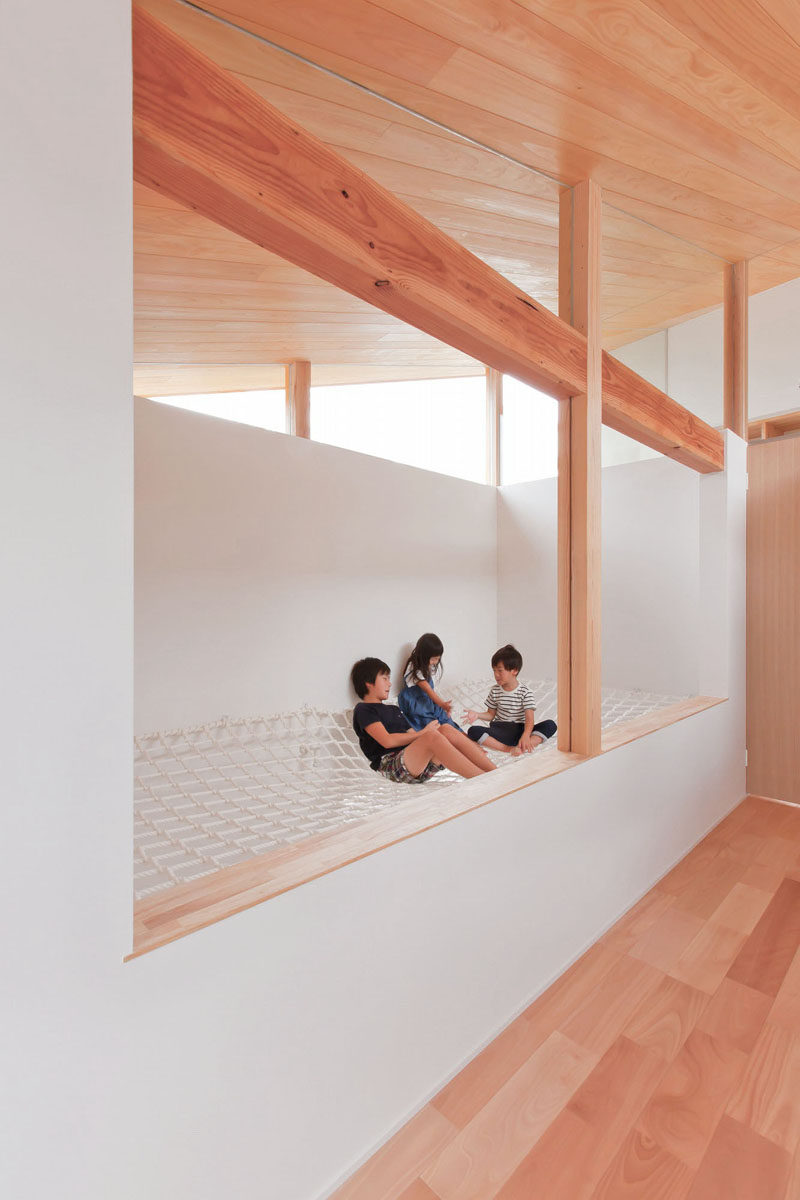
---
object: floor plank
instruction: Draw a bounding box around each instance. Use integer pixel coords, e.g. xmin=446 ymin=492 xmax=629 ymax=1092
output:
xmin=332 ymin=798 xmax=800 ymax=1198
xmin=627 ymin=906 xmax=705 ymax=972
xmin=421 ymin=1031 xmax=597 ymax=1200
xmin=492 ymin=1109 xmax=600 ymax=1200
xmin=634 ymin=1029 xmax=746 ymax=1169
xmin=331 ymin=1106 xmax=456 ymax=1200
xmin=707 ymin=882 xmax=773 ymax=935
xmin=769 ymin=946 xmax=800 ymax=1031
xmin=622 ymin=976 xmax=709 ymax=1062
xmin=588 ymin=1128 xmax=694 ymax=1200
xmin=726 ymin=1023 xmax=800 ymax=1152
xmin=685 ymin=1115 xmax=792 ymax=1200
xmin=695 ymin=977 xmax=773 ymax=1054
xmin=559 ymin=956 xmax=664 ymax=1055
xmin=396 ymin=1182 xmax=438 ymax=1200
xmin=727 ymin=878 xmax=800 ymax=996
xmin=669 ymin=922 xmax=747 ymax=995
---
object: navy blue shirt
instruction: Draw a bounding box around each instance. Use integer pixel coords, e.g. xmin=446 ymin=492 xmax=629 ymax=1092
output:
xmin=353 ymin=702 xmax=411 ymax=770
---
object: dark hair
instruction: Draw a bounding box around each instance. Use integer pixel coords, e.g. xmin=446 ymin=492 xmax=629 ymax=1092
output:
xmin=491 ymin=643 xmax=523 ymax=673
xmin=350 ymin=656 xmax=390 ymax=699
xmin=404 ymin=632 xmax=444 ymax=684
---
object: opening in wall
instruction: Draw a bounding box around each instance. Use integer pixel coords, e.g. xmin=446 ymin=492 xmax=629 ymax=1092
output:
xmin=147 ymin=388 xmax=285 ymax=433
xmin=310 ymin=374 xmax=487 ymax=484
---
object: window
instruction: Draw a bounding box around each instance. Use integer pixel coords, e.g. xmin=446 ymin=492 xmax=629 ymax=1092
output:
xmin=148 ymin=389 xmax=285 ymax=433
xmin=500 ymin=377 xmax=559 ymax=484
xmin=311 ymin=375 xmax=486 ymax=483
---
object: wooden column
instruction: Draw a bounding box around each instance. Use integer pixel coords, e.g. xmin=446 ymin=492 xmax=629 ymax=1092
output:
xmin=485 ymin=367 xmax=502 ymax=486
xmin=724 ymin=260 xmax=749 ymax=440
xmin=558 ymin=182 xmax=602 ymax=757
xmin=285 ymin=360 xmax=311 ymax=438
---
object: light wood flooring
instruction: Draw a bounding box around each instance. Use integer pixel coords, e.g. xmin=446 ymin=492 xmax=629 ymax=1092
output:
xmin=333 ymin=795 xmax=800 ymax=1200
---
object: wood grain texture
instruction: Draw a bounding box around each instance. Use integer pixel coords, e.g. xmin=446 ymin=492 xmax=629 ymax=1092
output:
xmin=133 ymin=3 xmax=728 ymax=474
xmin=132 ymin=0 xmax=800 ymax=398
xmin=285 ymin=359 xmax=310 ymax=437
xmin=133 ymin=5 xmax=585 ymax=402
xmin=421 ymin=1031 xmax=598 ymax=1199
xmin=708 ymin=883 xmax=773 ymax=936
xmin=723 ymin=260 xmax=749 ymax=439
xmin=622 ymin=976 xmax=709 ymax=1063
xmin=669 ymin=923 xmax=748 ymax=995
xmin=331 ymin=796 xmax=800 ymax=1199
xmin=747 ymin=439 xmax=800 ymax=805
xmin=430 ymin=1007 xmax=553 ymax=1130
xmin=748 ymin=407 xmax=800 ymax=442
xmin=685 ymin=1114 xmax=792 ymax=1200
xmin=635 ymin=1029 xmax=746 ymax=1169
xmin=628 ymin=905 xmax=706 ymax=973
xmin=557 ymin=181 xmax=602 ymax=757
xmin=485 ymin=367 xmax=501 ymax=486
xmin=560 ymin=955 xmax=663 ymax=1055
xmin=589 ymin=1128 xmax=694 ymax=1200
xmin=600 ymin=696 xmax=725 ymax=752
xmin=726 ymin=1022 xmax=800 ymax=1152
xmin=556 ymin=188 xmax=573 ymax=753
xmin=695 ymin=978 xmax=772 ymax=1056
xmin=769 ymin=948 xmax=800 ymax=1033
xmin=331 ymin=1104 xmax=456 ymax=1200
xmin=726 ymin=878 xmax=800 ymax=997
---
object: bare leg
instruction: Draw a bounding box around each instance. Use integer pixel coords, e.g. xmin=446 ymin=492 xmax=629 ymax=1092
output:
xmin=438 ymin=724 xmax=496 ymax=771
xmin=472 ymin=733 xmax=520 ymax=756
xmin=403 ymin=728 xmax=484 ymax=779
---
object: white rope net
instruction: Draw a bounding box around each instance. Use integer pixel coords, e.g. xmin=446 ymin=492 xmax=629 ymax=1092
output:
xmin=134 ymin=679 xmax=685 ymax=898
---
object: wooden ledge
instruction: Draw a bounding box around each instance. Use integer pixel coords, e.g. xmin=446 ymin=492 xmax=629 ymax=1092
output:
xmin=601 ymin=695 xmax=726 ymax=752
xmin=128 ymin=695 xmax=726 ymax=959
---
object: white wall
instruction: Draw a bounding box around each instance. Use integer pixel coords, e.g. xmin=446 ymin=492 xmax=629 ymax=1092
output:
xmin=135 ymin=398 xmax=497 ymax=732
xmin=2 ymin=5 xmax=747 ymax=1199
xmin=498 ymin=455 xmax=701 ymax=695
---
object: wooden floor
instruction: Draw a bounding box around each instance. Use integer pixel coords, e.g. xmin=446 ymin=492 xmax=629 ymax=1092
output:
xmin=333 ymin=795 xmax=800 ymax=1200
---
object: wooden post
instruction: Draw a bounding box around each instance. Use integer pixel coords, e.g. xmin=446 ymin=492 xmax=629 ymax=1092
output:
xmin=485 ymin=367 xmax=502 ymax=486
xmin=724 ymin=260 xmax=749 ymax=440
xmin=285 ymin=360 xmax=311 ymax=438
xmin=558 ymin=182 xmax=602 ymax=757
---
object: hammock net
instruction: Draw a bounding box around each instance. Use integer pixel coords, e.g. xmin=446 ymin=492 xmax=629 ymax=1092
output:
xmin=134 ymin=679 xmax=684 ymax=898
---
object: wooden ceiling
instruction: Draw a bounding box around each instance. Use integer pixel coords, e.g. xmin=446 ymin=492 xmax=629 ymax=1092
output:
xmin=134 ymin=0 xmax=800 ymax=396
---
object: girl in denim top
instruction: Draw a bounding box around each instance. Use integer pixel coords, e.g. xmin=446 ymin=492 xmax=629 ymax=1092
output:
xmin=397 ymin=632 xmax=461 ymax=731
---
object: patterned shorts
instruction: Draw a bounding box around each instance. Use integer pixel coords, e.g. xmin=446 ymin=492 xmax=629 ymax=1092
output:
xmin=377 ymin=748 xmax=446 ymax=785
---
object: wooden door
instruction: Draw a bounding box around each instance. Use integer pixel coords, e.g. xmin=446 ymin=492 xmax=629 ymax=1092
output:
xmin=747 ymin=437 xmax=800 ymax=803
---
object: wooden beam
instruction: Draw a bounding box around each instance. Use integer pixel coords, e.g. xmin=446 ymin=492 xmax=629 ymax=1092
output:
xmin=558 ymin=182 xmax=602 ymax=758
xmin=485 ymin=368 xmax=502 ymax=486
xmin=132 ymin=5 xmax=723 ymax=475
xmin=724 ymin=260 xmax=749 ymax=440
xmin=601 ymin=354 xmax=724 ymax=472
xmin=285 ymin=360 xmax=311 ymax=438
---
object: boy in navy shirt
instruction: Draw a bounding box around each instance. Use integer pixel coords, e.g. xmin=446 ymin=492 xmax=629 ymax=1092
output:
xmin=351 ymin=657 xmax=495 ymax=783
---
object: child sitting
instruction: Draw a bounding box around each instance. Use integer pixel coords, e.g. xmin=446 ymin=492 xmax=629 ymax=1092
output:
xmin=466 ymin=644 xmax=556 ymax=755
xmin=397 ymin=632 xmax=461 ymax=731
xmin=351 ymin=657 xmax=495 ymax=783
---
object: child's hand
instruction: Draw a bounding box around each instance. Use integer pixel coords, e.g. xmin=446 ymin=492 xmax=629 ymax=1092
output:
xmin=424 ymin=720 xmax=440 ymax=733
xmin=518 ymin=735 xmax=533 ymax=753
xmin=465 ymin=709 xmax=479 ymax=724
xmin=441 ymin=699 xmax=453 ymax=715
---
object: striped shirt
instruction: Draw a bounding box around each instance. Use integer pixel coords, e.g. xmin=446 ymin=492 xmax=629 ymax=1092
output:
xmin=485 ymin=682 xmax=536 ymax=723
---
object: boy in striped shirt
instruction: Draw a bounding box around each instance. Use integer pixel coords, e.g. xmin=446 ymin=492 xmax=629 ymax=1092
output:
xmin=466 ymin=644 xmax=557 ymax=755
